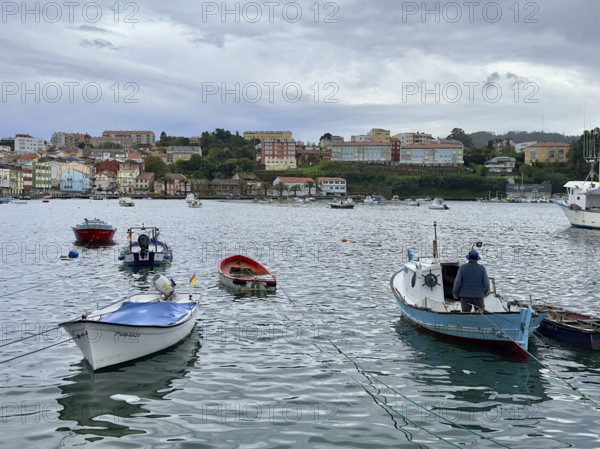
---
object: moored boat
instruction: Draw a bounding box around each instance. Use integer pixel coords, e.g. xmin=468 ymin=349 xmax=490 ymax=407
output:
xmin=390 ymin=223 xmax=547 ymax=358
xmin=429 ymin=197 xmax=449 ymax=210
xmin=534 ymin=305 xmax=600 ymax=350
xmin=118 ymin=225 xmax=172 ymax=266
xmin=218 ymin=254 xmax=277 ymax=293
xmin=188 ymin=199 xmax=202 ymax=208
xmin=59 ymin=274 xmax=200 ymax=370
xmin=330 ymin=198 xmax=354 ymax=209
xmin=552 ymin=130 xmax=600 ymax=229
xmin=72 ymin=218 xmax=116 ymax=243
xmin=119 ymin=197 xmax=135 ymax=207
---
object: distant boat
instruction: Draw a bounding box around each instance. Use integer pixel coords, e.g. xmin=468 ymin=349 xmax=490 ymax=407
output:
xmin=405 ymin=198 xmax=420 ymax=206
xmin=185 ymin=193 xmax=196 ymax=204
xmin=429 ymin=198 xmax=449 ymax=210
xmin=218 ymin=254 xmax=277 ymax=293
xmin=534 ymin=305 xmax=600 ymax=350
xmin=188 ymin=199 xmax=202 ymax=208
xmin=330 ymin=198 xmax=354 ymax=209
xmin=0 ymin=198 xmax=10 ymax=204
xmin=72 ymin=218 xmax=116 ymax=243
xmin=59 ymin=274 xmax=200 ymax=370
xmin=119 ymin=197 xmax=135 ymax=207
xmin=552 ymin=131 xmax=600 ymax=228
xmin=389 ymin=223 xmax=547 ymax=358
xmin=118 ymin=225 xmax=172 ymax=266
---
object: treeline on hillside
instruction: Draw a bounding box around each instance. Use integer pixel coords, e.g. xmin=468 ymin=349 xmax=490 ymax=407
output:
xmin=469 ymin=130 xmax=577 ymax=148
xmin=152 ymin=129 xmax=259 ymax=180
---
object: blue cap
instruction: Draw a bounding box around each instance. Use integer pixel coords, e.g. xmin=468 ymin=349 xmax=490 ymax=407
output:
xmin=467 ymin=250 xmax=480 ymax=261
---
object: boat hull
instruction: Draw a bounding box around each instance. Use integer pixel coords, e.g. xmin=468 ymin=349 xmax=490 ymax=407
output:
xmin=60 ymin=296 xmax=199 ymax=370
xmin=552 ymin=200 xmax=600 ymax=229
xmin=390 ymin=267 xmax=545 ymax=357
xmin=536 ymin=306 xmax=600 ymax=350
xmin=218 ymin=255 xmax=277 ymax=293
xmin=73 ymin=228 xmax=116 ymax=243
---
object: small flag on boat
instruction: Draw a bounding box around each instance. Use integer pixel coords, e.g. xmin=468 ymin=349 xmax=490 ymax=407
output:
xmin=127 ymin=232 xmax=131 ymax=241
xmin=190 ymin=273 xmax=196 ymax=287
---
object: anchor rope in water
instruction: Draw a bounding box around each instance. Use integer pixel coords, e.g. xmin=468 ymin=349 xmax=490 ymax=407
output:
xmin=0 ymin=266 xmax=93 ymax=299
xmin=276 ymin=284 xmax=516 ymax=449
xmin=476 ymin=309 xmax=600 ymax=410
xmin=0 ymin=338 xmax=73 ymax=364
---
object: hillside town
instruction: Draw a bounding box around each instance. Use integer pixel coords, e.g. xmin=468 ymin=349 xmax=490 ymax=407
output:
xmin=0 ymin=128 xmax=573 ymax=199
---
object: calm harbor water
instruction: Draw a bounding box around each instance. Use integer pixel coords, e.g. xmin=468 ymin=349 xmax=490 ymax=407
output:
xmin=1 ymin=198 xmax=599 ymax=448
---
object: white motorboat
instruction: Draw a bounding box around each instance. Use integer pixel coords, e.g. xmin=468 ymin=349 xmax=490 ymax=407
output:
xmin=390 ymin=223 xmax=547 ymax=358
xmin=118 ymin=225 xmax=173 ymax=266
xmin=185 ymin=193 xmax=196 ymax=204
xmin=119 ymin=197 xmax=135 ymax=207
xmin=428 ymin=197 xmax=449 ymax=210
xmin=59 ymin=274 xmax=200 ymax=370
xmin=552 ymin=130 xmax=600 ymax=228
xmin=188 ymin=199 xmax=202 ymax=208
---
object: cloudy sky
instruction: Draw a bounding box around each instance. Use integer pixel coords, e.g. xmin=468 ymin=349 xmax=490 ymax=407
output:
xmin=1 ymin=0 xmax=599 ymax=144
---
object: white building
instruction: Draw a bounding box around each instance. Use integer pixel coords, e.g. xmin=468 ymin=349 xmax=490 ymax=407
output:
xmin=273 ymin=176 xmax=315 ymax=196
xmin=515 ymin=141 xmax=537 ymax=153
xmin=14 ymin=134 xmax=47 ymax=155
xmin=317 ymin=177 xmax=347 ymax=195
xmin=401 ymin=143 xmax=463 ymax=165
xmin=485 ymin=157 xmax=516 ymax=174
xmin=330 ymin=142 xmax=392 ymax=163
xmin=102 ymin=130 xmax=155 ymax=147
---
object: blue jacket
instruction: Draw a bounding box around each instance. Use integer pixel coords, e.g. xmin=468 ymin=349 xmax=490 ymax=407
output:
xmin=452 ymin=261 xmax=490 ymax=299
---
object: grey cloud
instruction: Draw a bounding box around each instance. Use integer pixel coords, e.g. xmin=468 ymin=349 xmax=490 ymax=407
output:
xmin=79 ymin=39 xmax=118 ymax=50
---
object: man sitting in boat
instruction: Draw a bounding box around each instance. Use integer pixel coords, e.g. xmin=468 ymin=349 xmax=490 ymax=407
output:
xmin=452 ymin=250 xmax=490 ymax=312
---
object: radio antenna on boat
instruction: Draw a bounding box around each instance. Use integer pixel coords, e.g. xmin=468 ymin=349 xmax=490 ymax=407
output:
xmin=432 ymin=221 xmax=438 ymax=259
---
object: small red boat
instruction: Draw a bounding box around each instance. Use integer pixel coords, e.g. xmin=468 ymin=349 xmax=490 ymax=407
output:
xmin=218 ymin=254 xmax=277 ymax=293
xmin=72 ymin=218 xmax=117 ymax=243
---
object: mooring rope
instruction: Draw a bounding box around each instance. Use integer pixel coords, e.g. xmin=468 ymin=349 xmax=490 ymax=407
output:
xmin=0 ymin=339 xmax=72 ymax=364
xmin=477 ymin=309 xmax=600 ymax=409
xmin=276 ymin=284 xmax=516 ymax=449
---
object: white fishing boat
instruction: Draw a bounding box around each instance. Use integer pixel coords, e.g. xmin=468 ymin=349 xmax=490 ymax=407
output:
xmin=390 ymin=223 xmax=547 ymax=358
xmin=552 ymin=131 xmax=600 ymax=228
xmin=59 ymin=274 xmax=200 ymax=370
xmin=188 ymin=199 xmax=202 ymax=208
xmin=185 ymin=193 xmax=196 ymax=204
xmin=330 ymin=198 xmax=354 ymax=209
xmin=119 ymin=197 xmax=135 ymax=207
xmin=118 ymin=225 xmax=173 ymax=266
xmin=428 ymin=197 xmax=449 ymax=210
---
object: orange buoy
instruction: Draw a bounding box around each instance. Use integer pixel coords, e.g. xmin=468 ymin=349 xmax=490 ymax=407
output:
xmin=341 ymin=238 xmax=348 ymax=242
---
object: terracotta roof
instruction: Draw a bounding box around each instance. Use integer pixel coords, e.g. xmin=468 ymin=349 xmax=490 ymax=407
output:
xmin=403 ymin=143 xmax=463 ymax=149
xmin=331 ymin=141 xmax=391 ymax=146
xmin=531 ymin=141 xmax=570 ymax=147
xmin=136 ymin=172 xmax=154 ymax=179
xmin=276 ymin=177 xmax=315 ymax=183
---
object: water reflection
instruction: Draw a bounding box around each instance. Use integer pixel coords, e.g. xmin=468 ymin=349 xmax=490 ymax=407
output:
xmin=56 ymin=327 xmax=201 ymax=439
xmin=393 ymin=318 xmax=549 ymax=404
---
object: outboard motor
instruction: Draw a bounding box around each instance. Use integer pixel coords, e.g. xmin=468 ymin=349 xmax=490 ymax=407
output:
xmin=138 ymin=233 xmax=150 ymax=259
xmin=153 ymin=273 xmax=175 ymax=298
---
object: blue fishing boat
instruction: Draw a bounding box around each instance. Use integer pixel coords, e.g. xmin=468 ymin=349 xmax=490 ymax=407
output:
xmin=535 ymin=305 xmax=600 ymax=350
xmin=390 ymin=223 xmax=547 ymax=358
xmin=118 ymin=225 xmax=172 ymax=266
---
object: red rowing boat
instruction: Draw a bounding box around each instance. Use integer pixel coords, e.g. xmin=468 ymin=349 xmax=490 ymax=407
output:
xmin=72 ymin=218 xmax=117 ymax=243
xmin=218 ymin=254 xmax=277 ymax=293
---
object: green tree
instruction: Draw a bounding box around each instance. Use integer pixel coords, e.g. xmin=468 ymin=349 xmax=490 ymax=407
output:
xmin=304 ymin=180 xmax=315 ymax=195
xmin=447 ymin=128 xmax=473 ymax=147
xmin=261 ymin=182 xmax=271 ymax=196
xmin=290 ymin=185 xmax=301 ymax=196
xmin=275 ymin=182 xmax=288 ymax=197
xmin=144 ymin=156 xmax=168 ymax=179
